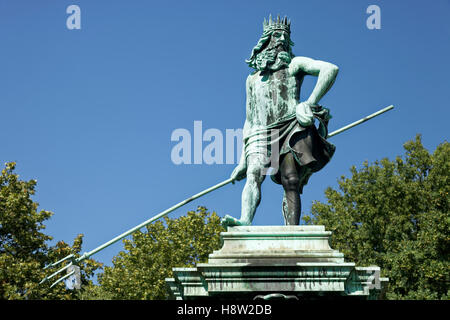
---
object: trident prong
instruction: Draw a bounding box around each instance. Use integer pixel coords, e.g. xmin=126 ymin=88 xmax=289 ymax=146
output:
xmin=40 ymin=261 xmax=73 ymax=285
xmin=49 ymin=270 xmax=76 ymax=289
xmin=40 ymin=252 xmax=90 ymax=288
xmin=43 ymin=254 xmax=74 ymax=270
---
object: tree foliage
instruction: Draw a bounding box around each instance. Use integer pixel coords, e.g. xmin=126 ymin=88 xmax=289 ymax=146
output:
xmin=304 ymin=135 xmax=449 ymax=299
xmin=90 ymin=206 xmax=224 ymax=300
xmin=0 ymin=162 xmax=102 ymax=299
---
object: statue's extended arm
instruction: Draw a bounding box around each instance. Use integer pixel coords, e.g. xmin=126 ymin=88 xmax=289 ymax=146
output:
xmin=289 ymin=56 xmax=339 ymax=126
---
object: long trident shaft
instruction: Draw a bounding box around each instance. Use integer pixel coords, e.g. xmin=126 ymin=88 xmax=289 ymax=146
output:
xmin=41 ymin=104 xmax=394 ymax=288
xmin=79 ymin=178 xmax=233 ymax=262
xmin=327 ymin=105 xmax=394 ymax=138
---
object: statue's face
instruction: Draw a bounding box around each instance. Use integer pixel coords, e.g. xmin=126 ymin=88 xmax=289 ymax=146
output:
xmin=247 ymin=28 xmax=293 ymax=72
xmin=268 ymin=30 xmax=290 ymax=52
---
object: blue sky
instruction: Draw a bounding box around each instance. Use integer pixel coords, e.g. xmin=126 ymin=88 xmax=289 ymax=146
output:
xmin=1 ymin=0 xmax=449 ymax=272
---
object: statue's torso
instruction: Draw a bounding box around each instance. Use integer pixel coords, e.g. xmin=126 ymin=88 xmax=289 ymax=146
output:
xmin=246 ymin=67 xmax=303 ymax=129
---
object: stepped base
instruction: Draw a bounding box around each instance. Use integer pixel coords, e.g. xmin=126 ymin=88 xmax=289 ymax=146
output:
xmin=166 ymin=226 xmax=388 ymax=300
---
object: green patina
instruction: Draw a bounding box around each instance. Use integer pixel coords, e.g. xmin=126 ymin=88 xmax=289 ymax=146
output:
xmin=223 ymin=15 xmax=339 ymax=227
xmin=166 ymin=225 xmax=389 ymax=300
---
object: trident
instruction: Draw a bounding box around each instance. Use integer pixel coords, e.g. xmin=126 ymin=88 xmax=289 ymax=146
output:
xmin=40 ymin=105 xmax=394 ymax=288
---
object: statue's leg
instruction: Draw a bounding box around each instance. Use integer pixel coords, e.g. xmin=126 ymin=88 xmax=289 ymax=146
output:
xmin=279 ymin=152 xmax=301 ymax=225
xmin=240 ymin=154 xmax=266 ymax=224
xmin=222 ymin=154 xmax=266 ymax=227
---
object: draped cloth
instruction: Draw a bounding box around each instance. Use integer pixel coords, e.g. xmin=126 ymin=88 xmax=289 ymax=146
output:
xmin=243 ymin=106 xmax=336 ymax=194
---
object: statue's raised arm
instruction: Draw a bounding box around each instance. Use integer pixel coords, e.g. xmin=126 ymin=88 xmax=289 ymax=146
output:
xmin=289 ymin=56 xmax=339 ymax=127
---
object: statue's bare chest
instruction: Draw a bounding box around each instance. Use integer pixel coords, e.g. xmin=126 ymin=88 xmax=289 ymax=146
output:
xmin=247 ymin=69 xmax=302 ymax=126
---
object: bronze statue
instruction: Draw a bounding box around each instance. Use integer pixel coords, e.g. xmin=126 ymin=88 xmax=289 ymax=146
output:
xmin=221 ymin=15 xmax=339 ymax=227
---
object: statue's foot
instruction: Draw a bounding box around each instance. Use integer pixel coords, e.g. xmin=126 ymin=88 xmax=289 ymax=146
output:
xmin=221 ymin=215 xmax=250 ymax=228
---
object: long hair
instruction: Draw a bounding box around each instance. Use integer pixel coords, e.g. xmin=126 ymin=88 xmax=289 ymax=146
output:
xmin=246 ymin=29 xmax=295 ymax=71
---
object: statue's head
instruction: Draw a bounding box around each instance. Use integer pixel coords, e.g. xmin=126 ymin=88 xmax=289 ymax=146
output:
xmin=246 ymin=15 xmax=295 ymax=72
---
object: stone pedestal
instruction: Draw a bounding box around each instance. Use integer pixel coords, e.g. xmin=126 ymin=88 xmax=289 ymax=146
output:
xmin=165 ymin=226 xmax=388 ymax=300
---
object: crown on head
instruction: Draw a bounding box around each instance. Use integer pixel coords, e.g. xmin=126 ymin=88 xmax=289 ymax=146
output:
xmin=263 ymin=14 xmax=291 ymax=34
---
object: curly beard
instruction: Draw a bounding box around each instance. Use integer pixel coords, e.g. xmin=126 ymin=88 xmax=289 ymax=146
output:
xmin=254 ymin=49 xmax=292 ymax=72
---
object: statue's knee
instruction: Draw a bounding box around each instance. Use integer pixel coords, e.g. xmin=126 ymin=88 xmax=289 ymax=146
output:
xmin=247 ymin=166 xmax=265 ymax=184
xmin=282 ymin=174 xmax=300 ymax=191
